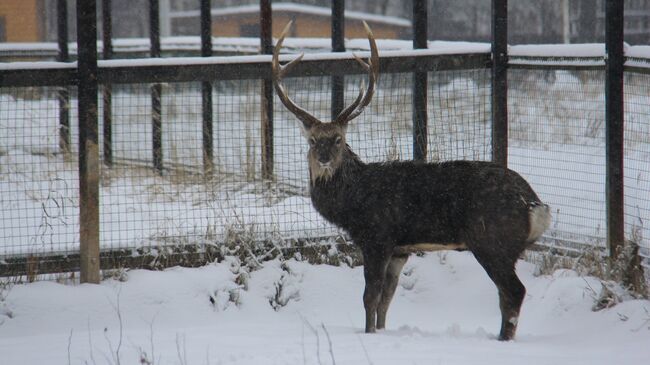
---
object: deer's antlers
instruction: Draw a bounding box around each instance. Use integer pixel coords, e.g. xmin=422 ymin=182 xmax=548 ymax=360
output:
xmin=272 ymin=21 xmax=379 ymax=129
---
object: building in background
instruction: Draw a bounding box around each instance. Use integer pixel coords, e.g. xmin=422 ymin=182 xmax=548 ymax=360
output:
xmin=171 ymin=3 xmax=410 ymax=39
xmin=1 ymin=0 xmax=649 ymax=46
xmin=0 ymin=0 xmax=44 ymax=42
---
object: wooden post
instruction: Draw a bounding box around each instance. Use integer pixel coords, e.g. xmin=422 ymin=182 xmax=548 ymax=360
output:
xmin=260 ymin=0 xmax=273 ymax=180
xmin=412 ymin=0 xmax=428 ymax=161
xmin=605 ymin=0 xmax=625 ymax=258
xmin=491 ymin=0 xmax=508 ymax=167
xmin=150 ymin=0 xmax=163 ymax=174
xmin=331 ymin=0 xmax=345 ymax=118
xmin=102 ymin=0 xmax=113 ymax=167
xmin=57 ymin=0 xmax=71 ymax=156
xmin=77 ymin=0 xmax=101 ymax=284
xmin=201 ymin=0 xmax=214 ymax=176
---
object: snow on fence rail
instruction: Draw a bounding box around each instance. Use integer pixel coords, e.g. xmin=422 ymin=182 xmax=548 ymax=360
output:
xmin=0 ymin=48 xmax=649 ymax=279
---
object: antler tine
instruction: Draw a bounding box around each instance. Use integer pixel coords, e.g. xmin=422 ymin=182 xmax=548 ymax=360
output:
xmin=272 ymin=21 xmax=321 ymax=129
xmin=334 ymin=21 xmax=379 ymax=126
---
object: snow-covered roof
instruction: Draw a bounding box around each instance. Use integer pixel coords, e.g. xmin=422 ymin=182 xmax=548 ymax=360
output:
xmin=171 ymin=2 xmax=411 ymax=28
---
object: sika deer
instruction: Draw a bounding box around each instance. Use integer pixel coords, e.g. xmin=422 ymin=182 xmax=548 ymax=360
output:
xmin=272 ymin=21 xmax=551 ymax=341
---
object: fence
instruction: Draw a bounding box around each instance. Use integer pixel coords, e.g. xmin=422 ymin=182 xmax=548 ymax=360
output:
xmin=0 ymin=0 xmax=648 ymax=282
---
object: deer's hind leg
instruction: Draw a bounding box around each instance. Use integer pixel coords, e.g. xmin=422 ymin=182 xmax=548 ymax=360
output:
xmin=376 ymin=254 xmax=408 ymax=330
xmin=471 ymin=246 xmax=526 ymax=341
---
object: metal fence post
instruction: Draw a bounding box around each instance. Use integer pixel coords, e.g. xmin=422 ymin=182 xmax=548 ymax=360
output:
xmin=331 ymin=0 xmax=345 ymax=118
xmin=491 ymin=0 xmax=508 ymax=167
xmin=260 ymin=0 xmax=274 ymax=180
xmin=57 ymin=0 xmax=71 ymax=156
xmin=605 ymin=0 xmax=625 ymax=258
xmin=102 ymin=0 xmax=113 ymax=167
xmin=150 ymin=0 xmax=163 ymax=174
xmin=412 ymin=0 xmax=428 ymax=161
xmin=201 ymin=0 xmax=214 ymax=176
xmin=77 ymin=0 xmax=101 ymax=284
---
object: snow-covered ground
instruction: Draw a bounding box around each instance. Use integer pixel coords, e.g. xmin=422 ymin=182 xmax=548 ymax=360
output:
xmin=1 ymin=252 xmax=649 ymax=364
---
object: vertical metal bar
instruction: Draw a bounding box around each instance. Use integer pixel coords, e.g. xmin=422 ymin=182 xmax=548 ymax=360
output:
xmin=200 ymin=0 xmax=212 ymax=58
xmin=150 ymin=0 xmax=163 ymax=174
xmin=491 ymin=0 xmax=508 ymax=167
xmin=605 ymin=0 xmax=625 ymax=257
xmin=150 ymin=0 xmax=161 ymax=57
xmin=201 ymin=0 xmax=214 ymax=176
xmin=77 ymin=0 xmax=100 ymax=284
xmin=331 ymin=0 xmax=345 ymax=118
xmin=102 ymin=0 xmax=113 ymax=167
xmin=57 ymin=0 xmax=70 ymax=155
xmin=412 ymin=0 xmax=428 ymax=161
xmin=260 ymin=0 xmax=274 ymax=180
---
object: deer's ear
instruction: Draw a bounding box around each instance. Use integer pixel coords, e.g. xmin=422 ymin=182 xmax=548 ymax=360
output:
xmin=299 ymin=122 xmax=313 ymax=138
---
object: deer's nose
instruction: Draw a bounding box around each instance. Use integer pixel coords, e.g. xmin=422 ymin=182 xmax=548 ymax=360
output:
xmin=318 ymin=156 xmax=331 ymax=164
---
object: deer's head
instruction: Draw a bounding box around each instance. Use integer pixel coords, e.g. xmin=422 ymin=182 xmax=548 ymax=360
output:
xmin=272 ymin=21 xmax=379 ymax=182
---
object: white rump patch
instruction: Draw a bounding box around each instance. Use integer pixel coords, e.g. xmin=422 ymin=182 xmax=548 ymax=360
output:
xmin=527 ymin=204 xmax=551 ymax=242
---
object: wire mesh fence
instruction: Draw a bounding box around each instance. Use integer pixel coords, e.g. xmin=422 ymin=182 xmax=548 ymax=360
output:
xmin=0 ymin=87 xmax=81 ymax=276
xmin=623 ymin=70 xmax=650 ymax=262
xmin=508 ymin=69 xmax=608 ymax=249
xmin=0 ymin=67 xmax=492 ymax=277
xmin=508 ymin=66 xmax=650 ymax=263
xmin=1 ymin=55 xmax=648 ymax=278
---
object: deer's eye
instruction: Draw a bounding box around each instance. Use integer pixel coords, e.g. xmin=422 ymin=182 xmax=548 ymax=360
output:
xmin=309 ymin=137 xmax=316 ymax=146
xmin=335 ymin=136 xmax=342 ymax=145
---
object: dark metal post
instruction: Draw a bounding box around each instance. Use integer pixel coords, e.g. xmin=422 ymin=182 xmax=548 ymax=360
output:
xmin=201 ymin=0 xmax=214 ymax=176
xmin=260 ymin=0 xmax=273 ymax=180
xmin=77 ymin=0 xmax=101 ymax=284
xmin=150 ymin=0 xmax=163 ymax=174
xmin=57 ymin=0 xmax=71 ymax=155
xmin=331 ymin=0 xmax=345 ymax=118
xmin=102 ymin=0 xmax=113 ymax=167
xmin=412 ymin=0 xmax=428 ymax=161
xmin=605 ymin=0 xmax=625 ymax=257
xmin=491 ymin=0 xmax=508 ymax=167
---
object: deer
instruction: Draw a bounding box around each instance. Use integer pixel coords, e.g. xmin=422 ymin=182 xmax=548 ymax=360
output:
xmin=272 ymin=21 xmax=551 ymax=341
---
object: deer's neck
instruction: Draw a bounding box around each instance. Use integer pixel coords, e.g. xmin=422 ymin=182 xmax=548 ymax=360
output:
xmin=309 ymin=146 xmax=364 ymax=227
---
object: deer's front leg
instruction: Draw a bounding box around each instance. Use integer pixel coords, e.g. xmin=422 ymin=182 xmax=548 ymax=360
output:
xmin=362 ymin=247 xmax=390 ymax=333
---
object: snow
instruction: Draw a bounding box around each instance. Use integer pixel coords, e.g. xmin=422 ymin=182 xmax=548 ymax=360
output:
xmin=1 ymin=253 xmax=648 ymax=364
xmin=171 ymin=3 xmax=411 ymax=27
xmin=0 ymin=61 xmax=76 ymax=70
xmin=0 ymin=40 xmax=489 ymax=71
xmin=626 ymin=45 xmax=650 ymax=59
xmin=509 ymin=44 xmax=607 ymax=58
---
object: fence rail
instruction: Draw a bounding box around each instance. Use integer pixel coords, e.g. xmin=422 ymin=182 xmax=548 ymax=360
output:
xmin=0 ymin=52 xmax=491 ymax=87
